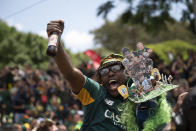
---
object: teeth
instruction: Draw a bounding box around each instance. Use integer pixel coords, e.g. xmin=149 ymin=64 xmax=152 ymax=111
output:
xmin=109 ymin=80 xmax=116 ymax=84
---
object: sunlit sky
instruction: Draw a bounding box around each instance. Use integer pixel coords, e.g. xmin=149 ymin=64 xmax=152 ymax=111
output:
xmin=0 ymin=0 xmax=185 ymax=53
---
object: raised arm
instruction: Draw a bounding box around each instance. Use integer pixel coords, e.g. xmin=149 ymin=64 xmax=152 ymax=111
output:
xmin=47 ymin=20 xmax=85 ymax=93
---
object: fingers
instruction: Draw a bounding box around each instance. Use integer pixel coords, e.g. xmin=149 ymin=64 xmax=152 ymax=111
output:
xmin=177 ymin=92 xmax=188 ymax=105
xmin=51 ymin=20 xmax=64 ymax=27
xmin=47 ymin=25 xmax=62 ymax=36
xmin=48 ymin=21 xmax=64 ymax=29
xmin=46 ymin=20 xmax=64 ymax=37
xmin=178 ymin=92 xmax=188 ymax=99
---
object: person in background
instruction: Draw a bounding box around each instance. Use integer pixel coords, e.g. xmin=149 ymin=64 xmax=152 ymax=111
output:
xmin=57 ymin=124 xmax=67 ymax=131
xmin=174 ymin=88 xmax=196 ymax=131
xmin=12 ymin=76 xmax=28 ymax=123
xmin=36 ymin=119 xmax=58 ymax=131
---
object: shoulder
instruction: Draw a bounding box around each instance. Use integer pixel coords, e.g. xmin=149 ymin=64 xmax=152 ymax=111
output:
xmin=76 ymin=76 xmax=105 ymax=106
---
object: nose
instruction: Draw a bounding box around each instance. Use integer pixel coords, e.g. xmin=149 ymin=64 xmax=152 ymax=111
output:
xmin=108 ymin=70 xmax=115 ymax=77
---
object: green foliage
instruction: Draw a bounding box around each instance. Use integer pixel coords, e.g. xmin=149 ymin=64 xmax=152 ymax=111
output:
xmin=0 ymin=20 xmax=12 ymax=43
xmin=95 ymin=0 xmax=196 ymax=60
xmin=122 ymin=0 xmax=175 ymax=34
xmin=153 ymin=21 xmax=196 ymax=44
xmin=97 ymin=0 xmax=196 ymax=33
xmin=180 ymin=0 xmax=196 ymax=33
xmin=97 ymin=1 xmax=115 ymax=19
xmin=92 ymin=20 xmax=146 ymax=52
xmin=92 ymin=18 xmax=196 ymax=53
xmin=147 ymin=40 xmax=196 ymax=64
xmin=0 ymin=20 xmax=50 ymax=69
xmin=0 ymin=20 xmax=97 ymax=70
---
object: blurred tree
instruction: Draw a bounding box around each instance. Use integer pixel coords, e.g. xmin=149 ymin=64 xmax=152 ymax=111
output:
xmin=155 ymin=21 xmax=196 ymax=44
xmin=194 ymin=0 xmax=196 ymax=33
xmin=92 ymin=19 xmax=196 ymax=52
xmin=0 ymin=20 xmax=11 ymax=43
xmin=0 ymin=21 xmax=47 ymax=69
xmin=92 ymin=20 xmax=134 ymax=52
xmin=97 ymin=1 xmax=115 ymax=20
xmin=93 ymin=0 xmax=196 ymax=52
xmin=147 ymin=40 xmax=196 ymax=64
xmin=97 ymin=0 xmax=196 ymax=34
xmin=92 ymin=19 xmax=151 ymax=52
xmin=180 ymin=0 xmax=196 ymax=33
xmin=0 ymin=20 xmax=90 ymax=69
xmin=0 ymin=23 xmax=49 ymax=69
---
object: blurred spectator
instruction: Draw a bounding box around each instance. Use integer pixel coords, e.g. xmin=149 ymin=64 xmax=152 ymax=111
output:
xmin=12 ymin=77 xmax=29 ymax=123
xmin=0 ymin=82 xmax=12 ymax=123
xmin=0 ymin=124 xmax=16 ymax=131
xmin=0 ymin=66 xmax=14 ymax=90
xmin=47 ymin=60 xmax=59 ymax=77
xmin=58 ymin=124 xmax=67 ymax=131
xmin=171 ymin=54 xmax=187 ymax=79
xmin=13 ymin=123 xmax=23 ymax=131
xmin=30 ymin=119 xmax=39 ymax=131
xmin=77 ymin=62 xmax=96 ymax=79
xmin=187 ymin=67 xmax=196 ymax=87
xmin=36 ymin=119 xmax=58 ymax=131
xmin=167 ymin=79 xmax=189 ymax=108
xmin=168 ymin=51 xmax=174 ymax=62
xmin=73 ymin=113 xmax=82 ymax=131
xmin=174 ymin=88 xmax=196 ymax=131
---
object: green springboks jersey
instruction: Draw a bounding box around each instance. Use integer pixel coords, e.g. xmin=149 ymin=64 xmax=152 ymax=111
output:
xmin=76 ymin=76 xmax=126 ymax=131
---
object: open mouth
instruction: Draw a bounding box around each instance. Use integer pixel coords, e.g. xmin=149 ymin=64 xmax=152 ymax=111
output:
xmin=109 ymin=80 xmax=119 ymax=90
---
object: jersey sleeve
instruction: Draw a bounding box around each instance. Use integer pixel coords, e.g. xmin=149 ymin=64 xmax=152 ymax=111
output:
xmin=76 ymin=76 xmax=103 ymax=106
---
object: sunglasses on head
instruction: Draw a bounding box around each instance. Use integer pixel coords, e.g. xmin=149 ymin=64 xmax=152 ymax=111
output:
xmin=99 ymin=64 xmax=123 ymax=76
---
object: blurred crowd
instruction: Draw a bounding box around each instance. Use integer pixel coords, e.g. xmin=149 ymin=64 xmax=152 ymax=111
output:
xmin=0 ymin=50 xmax=196 ymax=131
xmin=151 ymin=50 xmax=196 ymax=131
xmin=0 ymin=60 xmax=85 ymax=131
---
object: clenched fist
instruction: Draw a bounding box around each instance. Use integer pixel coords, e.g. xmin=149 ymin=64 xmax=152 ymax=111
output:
xmin=46 ymin=20 xmax=64 ymax=37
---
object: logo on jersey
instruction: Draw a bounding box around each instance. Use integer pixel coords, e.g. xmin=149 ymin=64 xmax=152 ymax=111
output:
xmin=104 ymin=98 xmax=114 ymax=106
xmin=104 ymin=109 xmax=127 ymax=130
